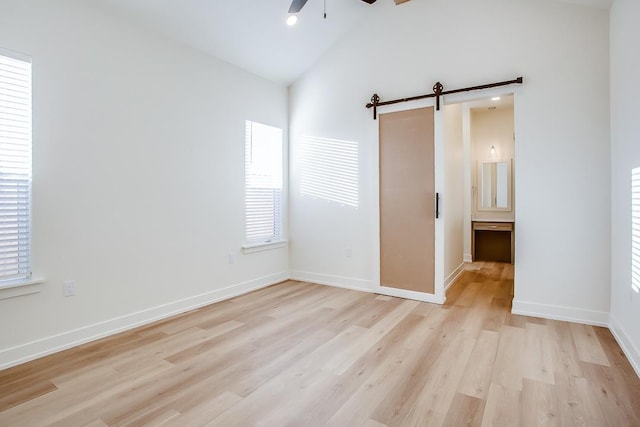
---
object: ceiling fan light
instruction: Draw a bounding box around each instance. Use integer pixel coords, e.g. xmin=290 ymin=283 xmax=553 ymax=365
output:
xmin=286 ymin=15 xmax=298 ymax=26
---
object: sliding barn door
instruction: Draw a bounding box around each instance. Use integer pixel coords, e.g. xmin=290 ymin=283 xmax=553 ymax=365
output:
xmin=379 ymin=107 xmax=435 ymax=294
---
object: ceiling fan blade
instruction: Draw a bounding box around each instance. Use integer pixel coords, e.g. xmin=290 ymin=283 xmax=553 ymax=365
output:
xmin=361 ymin=0 xmax=377 ymax=4
xmin=394 ymin=0 xmax=411 ymax=4
xmin=289 ymin=0 xmax=309 ymax=13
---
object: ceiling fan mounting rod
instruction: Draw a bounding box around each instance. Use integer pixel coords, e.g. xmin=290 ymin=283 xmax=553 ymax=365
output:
xmin=366 ymin=76 xmax=524 ymax=119
xmin=289 ymin=0 xmax=385 ymax=15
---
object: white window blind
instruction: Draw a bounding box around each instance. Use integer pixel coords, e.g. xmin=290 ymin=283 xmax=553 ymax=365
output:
xmin=632 ymin=167 xmax=640 ymax=294
xmin=300 ymin=135 xmax=359 ymax=208
xmin=0 ymin=50 xmax=32 ymax=283
xmin=245 ymin=121 xmax=283 ymax=244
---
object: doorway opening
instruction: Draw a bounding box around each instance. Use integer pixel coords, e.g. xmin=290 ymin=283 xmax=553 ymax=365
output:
xmin=372 ymin=91 xmax=515 ymax=306
xmin=443 ymin=93 xmax=516 ymax=306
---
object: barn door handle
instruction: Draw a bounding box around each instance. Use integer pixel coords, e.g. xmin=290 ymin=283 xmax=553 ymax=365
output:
xmin=435 ymin=192 xmax=440 ymax=219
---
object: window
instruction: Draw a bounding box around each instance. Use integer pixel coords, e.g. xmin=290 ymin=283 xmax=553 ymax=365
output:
xmin=633 ymin=167 xmax=640 ymax=294
xmin=300 ymin=135 xmax=359 ymax=208
xmin=244 ymin=121 xmax=283 ymax=245
xmin=0 ymin=49 xmax=32 ymax=284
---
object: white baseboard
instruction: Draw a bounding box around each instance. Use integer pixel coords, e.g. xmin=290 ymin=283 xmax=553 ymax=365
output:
xmin=463 ymin=254 xmax=473 ymax=263
xmin=289 ymin=270 xmax=373 ymax=293
xmin=609 ymin=315 xmax=640 ymax=378
xmin=511 ymin=299 xmax=609 ymax=327
xmin=0 ymin=271 xmax=289 ymax=370
xmin=445 ymin=263 xmax=465 ymax=291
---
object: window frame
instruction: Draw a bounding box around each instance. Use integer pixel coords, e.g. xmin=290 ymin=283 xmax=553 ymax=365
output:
xmin=632 ymin=167 xmax=640 ymax=294
xmin=0 ymin=47 xmax=33 ymax=288
xmin=243 ymin=120 xmax=285 ymax=250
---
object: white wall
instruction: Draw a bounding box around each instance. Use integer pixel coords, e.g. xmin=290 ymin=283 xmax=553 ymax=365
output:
xmin=0 ymin=0 xmax=289 ymax=368
xmin=471 ymin=106 xmax=515 ymax=222
xmin=610 ymin=0 xmax=640 ymax=375
xmin=443 ymin=104 xmax=465 ymax=286
xmin=289 ymin=0 xmax=611 ymax=324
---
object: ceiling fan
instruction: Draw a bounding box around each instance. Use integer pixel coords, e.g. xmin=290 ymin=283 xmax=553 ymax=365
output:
xmin=288 ymin=0 xmax=410 ymax=14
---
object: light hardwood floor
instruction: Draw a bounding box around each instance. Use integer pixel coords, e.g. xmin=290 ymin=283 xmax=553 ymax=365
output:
xmin=1 ymin=262 xmax=639 ymax=426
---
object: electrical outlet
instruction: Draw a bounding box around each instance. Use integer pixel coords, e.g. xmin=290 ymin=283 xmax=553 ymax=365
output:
xmin=345 ymin=247 xmax=353 ymax=258
xmin=228 ymin=253 xmax=236 ymax=264
xmin=63 ymin=280 xmax=76 ymax=297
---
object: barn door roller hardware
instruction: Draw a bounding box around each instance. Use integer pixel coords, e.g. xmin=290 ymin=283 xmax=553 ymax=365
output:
xmin=366 ymin=76 xmax=523 ymax=120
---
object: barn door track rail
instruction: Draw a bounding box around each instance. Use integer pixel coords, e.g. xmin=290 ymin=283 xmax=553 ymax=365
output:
xmin=365 ymin=76 xmax=523 ymax=119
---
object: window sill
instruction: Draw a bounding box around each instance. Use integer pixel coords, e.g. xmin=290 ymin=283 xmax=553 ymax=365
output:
xmin=242 ymin=240 xmax=288 ymax=254
xmin=0 ymin=278 xmax=44 ymax=300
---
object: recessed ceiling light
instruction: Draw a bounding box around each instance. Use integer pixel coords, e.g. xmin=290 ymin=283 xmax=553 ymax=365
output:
xmin=491 ymin=97 xmax=501 ymax=101
xmin=286 ymin=15 xmax=298 ymax=26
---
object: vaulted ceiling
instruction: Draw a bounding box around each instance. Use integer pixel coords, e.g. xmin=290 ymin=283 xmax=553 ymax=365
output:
xmin=96 ymin=0 xmax=613 ymax=86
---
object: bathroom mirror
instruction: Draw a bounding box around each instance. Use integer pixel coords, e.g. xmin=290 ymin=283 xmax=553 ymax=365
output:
xmin=478 ymin=160 xmax=512 ymax=211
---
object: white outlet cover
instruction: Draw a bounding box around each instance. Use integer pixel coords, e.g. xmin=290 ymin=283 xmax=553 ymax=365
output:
xmin=63 ymin=281 xmax=76 ymax=297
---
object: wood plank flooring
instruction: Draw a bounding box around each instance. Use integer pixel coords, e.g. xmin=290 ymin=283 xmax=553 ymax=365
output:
xmin=1 ymin=262 xmax=639 ymax=426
